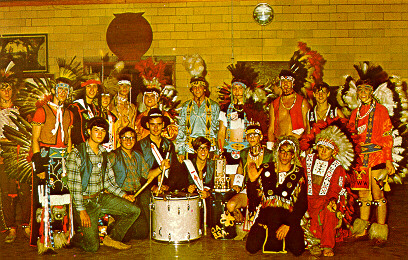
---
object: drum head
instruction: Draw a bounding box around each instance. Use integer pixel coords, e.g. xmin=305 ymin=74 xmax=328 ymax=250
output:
xmin=153 ymin=191 xmax=199 ymax=200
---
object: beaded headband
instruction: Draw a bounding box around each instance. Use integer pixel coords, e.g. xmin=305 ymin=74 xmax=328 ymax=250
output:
xmin=118 ymin=80 xmax=131 ymax=86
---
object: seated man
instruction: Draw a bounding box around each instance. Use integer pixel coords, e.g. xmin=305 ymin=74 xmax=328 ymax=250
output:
xmin=303 ymin=125 xmax=353 ymax=257
xmin=226 ymin=124 xmax=273 ymax=239
xmin=135 ymin=108 xmax=186 ymax=193
xmin=246 ymin=136 xmax=307 ymax=256
xmin=67 ymin=117 xmax=139 ymax=252
xmin=109 ymin=126 xmax=163 ymax=240
xmin=182 ymin=137 xmax=214 ymax=232
xmin=184 ymin=136 xmax=214 ymax=199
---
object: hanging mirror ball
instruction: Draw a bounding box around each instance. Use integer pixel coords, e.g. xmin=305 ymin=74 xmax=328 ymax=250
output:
xmin=253 ymin=3 xmax=274 ymax=25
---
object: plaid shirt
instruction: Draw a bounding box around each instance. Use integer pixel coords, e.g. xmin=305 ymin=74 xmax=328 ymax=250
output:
xmin=67 ymin=141 xmax=125 ymax=211
xmin=108 ymin=149 xmax=150 ymax=191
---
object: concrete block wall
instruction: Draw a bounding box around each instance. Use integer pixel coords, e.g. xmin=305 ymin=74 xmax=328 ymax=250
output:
xmin=1 ymin=0 xmax=408 ymax=103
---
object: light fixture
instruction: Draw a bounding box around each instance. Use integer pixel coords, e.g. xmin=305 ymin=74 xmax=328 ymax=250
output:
xmin=253 ymin=3 xmax=274 ymax=25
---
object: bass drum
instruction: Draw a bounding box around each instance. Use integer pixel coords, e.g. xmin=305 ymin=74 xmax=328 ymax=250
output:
xmin=151 ymin=192 xmax=201 ymax=243
xmin=209 ymin=190 xmax=237 ymax=239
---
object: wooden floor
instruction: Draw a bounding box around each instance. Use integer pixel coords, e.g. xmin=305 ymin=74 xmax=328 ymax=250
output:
xmin=1 ymin=184 xmax=408 ymax=259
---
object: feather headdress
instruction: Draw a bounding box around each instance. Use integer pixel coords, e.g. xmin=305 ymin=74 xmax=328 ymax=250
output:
xmin=289 ymin=42 xmax=326 ymax=100
xmin=183 ymin=54 xmax=207 ymax=81
xmin=56 ymin=57 xmax=83 ymax=86
xmin=134 ymin=57 xmax=167 ymax=90
xmin=0 ymin=61 xmax=19 ymax=88
xmin=135 ymin=58 xmax=179 ymax=120
xmin=183 ymin=54 xmax=210 ymax=96
xmin=337 ymin=62 xmax=408 ymax=184
xmin=218 ymin=62 xmax=269 ymax=134
xmin=0 ymin=111 xmax=33 ymax=183
xmin=101 ymin=61 xmax=125 ymax=97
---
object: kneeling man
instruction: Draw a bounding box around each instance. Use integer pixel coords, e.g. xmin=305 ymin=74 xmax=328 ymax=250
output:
xmin=246 ymin=136 xmax=307 ymax=256
xmin=67 ymin=117 xmax=139 ymax=252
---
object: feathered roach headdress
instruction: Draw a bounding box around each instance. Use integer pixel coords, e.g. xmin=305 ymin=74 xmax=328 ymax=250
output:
xmin=219 ymin=62 xmax=263 ymax=107
xmin=337 ymin=61 xmax=408 ymax=185
xmin=228 ymin=63 xmax=258 ymax=89
xmin=56 ymin=57 xmax=83 ymax=86
xmin=56 ymin=57 xmax=84 ymax=103
xmin=134 ymin=58 xmax=179 ymax=120
xmin=337 ymin=62 xmax=394 ymax=115
xmin=288 ymin=42 xmax=326 ymax=100
xmin=0 ymin=61 xmax=19 ymax=89
xmin=101 ymin=61 xmax=125 ymax=97
xmin=134 ymin=57 xmax=167 ymax=92
xmin=219 ymin=62 xmax=268 ymax=135
xmin=183 ymin=54 xmax=210 ymax=97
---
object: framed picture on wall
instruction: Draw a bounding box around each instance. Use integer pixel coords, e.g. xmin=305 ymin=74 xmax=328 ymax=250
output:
xmin=0 ymin=34 xmax=48 ymax=73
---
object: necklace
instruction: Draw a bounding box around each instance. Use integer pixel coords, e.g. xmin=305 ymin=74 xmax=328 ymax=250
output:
xmin=280 ymin=94 xmax=297 ymax=110
xmin=357 ymin=101 xmax=375 ymax=120
xmin=314 ymin=104 xmax=331 ymax=121
xmin=249 ymin=147 xmax=264 ymax=167
xmin=232 ymin=103 xmax=244 ymax=112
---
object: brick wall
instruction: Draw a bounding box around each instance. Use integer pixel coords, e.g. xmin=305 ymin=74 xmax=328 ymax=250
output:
xmin=1 ymin=0 xmax=408 ymax=102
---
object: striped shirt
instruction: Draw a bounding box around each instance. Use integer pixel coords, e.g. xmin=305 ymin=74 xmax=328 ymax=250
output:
xmin=67 ymin=141 xmax=125 ymax=211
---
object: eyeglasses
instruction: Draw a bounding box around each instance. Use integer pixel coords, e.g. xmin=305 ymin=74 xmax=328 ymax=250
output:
xmin=247 ymin=133 xmax=260 ymax=139
xmin=121 ymin=136 xmax=135 ymax=141
xmin=197 ymin=146 xmax=209 ymax=152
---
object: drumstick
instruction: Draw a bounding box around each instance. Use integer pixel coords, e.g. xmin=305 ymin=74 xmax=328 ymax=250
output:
xmin=156 ymin=152 xmax=170 ymax=196
xmin=132 ymin=177 xmax=155 ymax=199
xmin=202 ymin=198 xmax=207 ymax=236
xmin=197 ymin=184 xmax=207 ymax=236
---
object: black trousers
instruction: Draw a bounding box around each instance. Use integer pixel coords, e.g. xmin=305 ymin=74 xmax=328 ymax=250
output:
xmin=246 ymin=207 xmax=305 ymax=256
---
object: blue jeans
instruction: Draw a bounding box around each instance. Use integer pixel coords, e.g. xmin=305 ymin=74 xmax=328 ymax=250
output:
xmin=73 ymin=193 xmax=140 ymax=252
xmin=123 ymin=188 xmax=151 ymax=241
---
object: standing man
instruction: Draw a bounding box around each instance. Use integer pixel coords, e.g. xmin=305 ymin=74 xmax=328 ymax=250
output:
xmin=218 ymin=63 xmax=267 ymax=166
xmin=99 ymin=86 xmax=118 ymax=152
xmin=134 ymin=87 xmax=178 ymax=142
xmin=110 ymin=75 xmax=137 ymax=133
xmin=177 ymin=54 xmax=220 ymax=161
xmin=349 ymin=80 xmax=394 ymax=247
xmin=135 ymin=108 xmax=185 ymax=193
xmin=0 ymin=62 xmax=31 ymax=243
xmin=109 ymin=126 xmax=163 ymax=240
xmin=69 ymin=74 xmax=101 ymax=146
xmin=31 ymin=77 xmax=74 ymax=253
xmin=245 ymin=136 xmax=307 ymax=256
xmin=268 ymin=70 xmax=310 ymax=146
xmin=306 ymin=82 xmax=345 ymax=133
xmin=67 ymin=117 xmax=139 ymax=252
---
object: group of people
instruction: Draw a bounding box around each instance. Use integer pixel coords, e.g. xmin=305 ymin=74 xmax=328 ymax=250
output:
xmin=0 ymin=51 xmax=398 ymax=257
